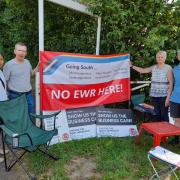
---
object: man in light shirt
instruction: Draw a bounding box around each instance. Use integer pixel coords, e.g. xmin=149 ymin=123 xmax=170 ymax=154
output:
xmin=3 ymin=42 xmax=38 ymax=115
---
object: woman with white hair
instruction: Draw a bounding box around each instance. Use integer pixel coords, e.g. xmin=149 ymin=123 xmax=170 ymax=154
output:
xmin=169 ymin=50 xmax=180 ymax=145
xmin=130 ymin=51 xmax=173 ymax=122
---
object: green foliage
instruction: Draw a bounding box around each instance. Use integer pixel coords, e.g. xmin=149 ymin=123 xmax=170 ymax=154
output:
xmin=0 ymin=0 xmax=97 ymax=66
xmin=44 ymin=1 xmax=97 ymax=55
xmin=81 ymin=0 xmax=179 ymax=84
xmin=82 ymin=0 xmax=179 ymax=61
xmin=0 ymin=0 xmax=179 ymax=70
xmin=0 ymin=0 xmax=38 ymax=64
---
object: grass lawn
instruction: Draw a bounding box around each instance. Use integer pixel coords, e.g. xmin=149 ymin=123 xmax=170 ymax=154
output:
xmin=27 ymin=134 xmax=180 ymax=180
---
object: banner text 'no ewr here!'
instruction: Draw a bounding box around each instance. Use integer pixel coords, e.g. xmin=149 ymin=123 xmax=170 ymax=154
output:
xmin=40 ymin=51 xmax=131 ymax=110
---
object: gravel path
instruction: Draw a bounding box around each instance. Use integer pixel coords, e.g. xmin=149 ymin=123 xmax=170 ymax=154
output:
xmin=0 ymin=160 xmax=29 ymax=180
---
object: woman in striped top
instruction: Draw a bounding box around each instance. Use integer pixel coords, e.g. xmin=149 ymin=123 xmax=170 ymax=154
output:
xmin=130 ymin=51 xmax=173 ymax=122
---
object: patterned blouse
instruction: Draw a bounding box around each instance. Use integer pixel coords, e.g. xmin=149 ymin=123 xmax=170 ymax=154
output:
xmin=150 ymin=64 xmax=172 ymax=97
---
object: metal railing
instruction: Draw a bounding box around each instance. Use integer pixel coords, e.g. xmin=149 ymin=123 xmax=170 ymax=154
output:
xmin=131 ymin=81 xmax=151 ymax=91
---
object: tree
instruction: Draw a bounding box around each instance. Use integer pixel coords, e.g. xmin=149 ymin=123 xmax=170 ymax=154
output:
xmin=81 ymin=0 xmax=179 ymax=66
xmin=0 ymin=0 xmax=179 ymax=69
xmin=0 ymin=0 xmax=97 ymax=66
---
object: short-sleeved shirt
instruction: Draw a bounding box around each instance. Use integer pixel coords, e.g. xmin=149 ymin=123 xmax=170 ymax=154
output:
xmin=3 ymin=59 xmax=33 ymax=92
xmin=150 ymin=64 xmax=172 ymax=97
xmin=170 ymin=64 xmax=180 ymax=103
xmin=0 ymin=70 xmax=8 ymax=101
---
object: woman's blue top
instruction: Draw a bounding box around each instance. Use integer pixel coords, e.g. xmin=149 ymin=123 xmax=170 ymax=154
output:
xmin=170 ymin=63 xmax=180 ymax=103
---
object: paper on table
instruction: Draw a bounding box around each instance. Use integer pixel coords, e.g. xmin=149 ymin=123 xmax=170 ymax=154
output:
xmin=149 ymin=146 xmax=180 ymax=168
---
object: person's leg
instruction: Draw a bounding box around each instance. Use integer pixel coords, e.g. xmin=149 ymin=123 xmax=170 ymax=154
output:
xmin=0 ymin=132 xmax=8 ymax=162
xmin=0 ymin=157 xmax=3 ymax=163
xmin=160 ymin=97 xmax=169 ymax=122
xmin=0 ymin=129 xmax=9 ymax=163
xmin=169 ymin=102 xmax=180 ymax=145
xmin=26 ymin=92 xmax=35 ymax=115
xmin=170 ymin=102 xmax=180 ymax=126
xmin=0 ymin=146 xmax=8 ymax=155
xmin=174 ymin=118 xmax=180 ymax=144
xmin=152 ymin=97 xmax=161 ymax=121
xmin=0 ymin=131 xmax=3 ymax=162
xmin=0 ymin=118 xmax=8 ymax=156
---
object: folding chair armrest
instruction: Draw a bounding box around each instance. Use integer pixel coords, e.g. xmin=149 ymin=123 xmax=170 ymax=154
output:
xmin=30 ymin=111 xmax=61 ymax=130
xmin=0 ymin=125 xmax=33 ymax=146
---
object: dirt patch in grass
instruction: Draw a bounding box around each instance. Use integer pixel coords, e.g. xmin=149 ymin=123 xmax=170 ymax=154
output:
xmin=38 ymin=168 xmax=53 ymax=180
xmin=65 ymin=155 xmax=102 ymax=180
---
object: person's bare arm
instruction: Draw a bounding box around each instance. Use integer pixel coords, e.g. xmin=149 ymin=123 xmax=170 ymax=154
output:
xmin=129 ymin=62 xmax=152 ymax=74
xmin=32 ymin=62 xmax=39 ymax=76
xmin=132 ymin=65 xmax=152 ymax=74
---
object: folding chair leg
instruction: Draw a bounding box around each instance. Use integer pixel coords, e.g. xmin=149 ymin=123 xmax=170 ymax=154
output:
xmin=1 ymin=134 xmax=36 ymax=180
xmin=148 ymin=155 xmax=161 ymax=180
xmin=6 ymin=146 xmax=27 ymax=171
xmin=38 ymin=147 xmax=59 ymax=160
xmin=168 ymin=166 xmax=179 ymax=180
xmin=148 ymin=154 xmax=180 ymax=180
xmin=8 ymin=146 xmax=36 ymax=180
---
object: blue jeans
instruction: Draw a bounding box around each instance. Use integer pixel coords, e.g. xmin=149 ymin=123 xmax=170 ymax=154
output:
xmin=8 ymin=90 xmax=35 ymax=115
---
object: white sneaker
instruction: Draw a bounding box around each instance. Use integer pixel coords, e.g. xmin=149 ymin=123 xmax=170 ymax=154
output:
xmin=0 ymin=148 xmax=9 ymax=155
xmin=0 ymin=157 xmax=4 ymax=163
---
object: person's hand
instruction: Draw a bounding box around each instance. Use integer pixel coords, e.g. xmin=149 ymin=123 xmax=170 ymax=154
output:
xmin=129 ymin=61 xmax=133 ymax=68
xmin=33 ymin=61 xmax=40 ymax=75
xmin=165 ymin=98 xmax=170 ymax=107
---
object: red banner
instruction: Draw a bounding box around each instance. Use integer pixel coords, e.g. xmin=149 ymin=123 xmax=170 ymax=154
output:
xmin=40 ymin=51 xmax=130 ymax=110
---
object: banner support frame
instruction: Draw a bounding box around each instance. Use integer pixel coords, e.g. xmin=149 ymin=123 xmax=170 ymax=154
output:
xmin=37 ymin=0 xmax=101 ymax=116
